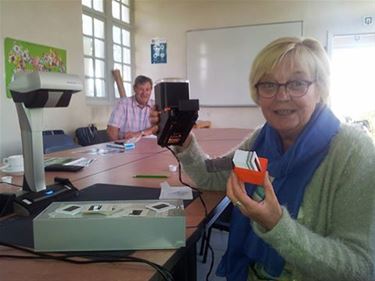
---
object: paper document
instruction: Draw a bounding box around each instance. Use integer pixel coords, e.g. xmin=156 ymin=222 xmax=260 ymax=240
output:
xmin=44 ymin=157 xmax=94 ymax=167
xmin=64 ymin=157 xmax=95 ymax=167
xmin=159 ymin=181 xmax=193 ymax=200
xmin=143 ymin=135 xmax=157 ymax=139
xmin=73 ymin=148 xmax=124 ymax=155
xmin=127 ymin=135 xmax=143 ymax=143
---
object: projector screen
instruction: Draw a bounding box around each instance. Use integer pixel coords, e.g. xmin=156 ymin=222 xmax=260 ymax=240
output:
xmin=186 ymin=21 xmax=303 ymax=106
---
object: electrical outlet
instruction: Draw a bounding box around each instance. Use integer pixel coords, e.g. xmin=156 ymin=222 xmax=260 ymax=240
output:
xmin=363 ymin=16 xmax=374 ymax=26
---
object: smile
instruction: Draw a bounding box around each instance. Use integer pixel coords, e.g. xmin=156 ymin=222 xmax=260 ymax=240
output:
xmin=274 ymin=109 xmax=296 ymax=116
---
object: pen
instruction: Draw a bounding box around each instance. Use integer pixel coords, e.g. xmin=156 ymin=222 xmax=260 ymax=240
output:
xmin=133 ymin=175 xmax=168 ymax=179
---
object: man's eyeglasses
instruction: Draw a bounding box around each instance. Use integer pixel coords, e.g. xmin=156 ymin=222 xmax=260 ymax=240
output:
xmin=255 ymin=80 xmax=315 ymax=98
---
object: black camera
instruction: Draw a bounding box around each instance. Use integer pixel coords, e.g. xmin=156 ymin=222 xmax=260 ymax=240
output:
xmin=155 ymin=79 xmax=199 ymax=147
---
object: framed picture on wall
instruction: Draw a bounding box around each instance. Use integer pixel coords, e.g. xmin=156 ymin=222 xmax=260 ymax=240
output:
xmin=151 ymin=38 xmax=167 ymax=64
xmin=4 ymin=37 xmax=67 ymax=98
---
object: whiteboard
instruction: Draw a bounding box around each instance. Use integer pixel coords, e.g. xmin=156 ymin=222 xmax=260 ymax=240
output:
xmin=187 ymin=21 xmax=303 ymax=106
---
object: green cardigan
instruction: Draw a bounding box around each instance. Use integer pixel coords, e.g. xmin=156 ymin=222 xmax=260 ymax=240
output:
xmin=175 ymin=124 xmax=375 ymax=281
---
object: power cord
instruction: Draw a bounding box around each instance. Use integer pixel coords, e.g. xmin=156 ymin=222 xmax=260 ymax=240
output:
xmin=205 ymin=243 xmax=215 ymax=281
xmin=0 ymin=241 xmax=174 ymax=281
xmin=165 ymin=145 xmax=208 ymax=217
xmin=166 ymin=145 xmax=219 ymax=281
xmin=0 ymin=182 xmax=22 ymax=217
xmin=0 ymin=182 xmax=22 ymax=188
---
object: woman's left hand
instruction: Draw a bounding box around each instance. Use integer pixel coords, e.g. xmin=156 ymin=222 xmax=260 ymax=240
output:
xmin=226 ymin=171 xmax=282 ymax=231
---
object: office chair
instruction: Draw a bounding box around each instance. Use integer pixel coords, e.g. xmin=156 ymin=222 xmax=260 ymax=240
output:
xmin=199 ymin=203 xmax=233 ymax=263
xmin=43 ymin=130 xmax=81 ymax=154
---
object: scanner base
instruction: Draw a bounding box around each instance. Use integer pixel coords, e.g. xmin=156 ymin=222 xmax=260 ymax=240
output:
xmin=13 ymin=180 xmax=79 ymax=216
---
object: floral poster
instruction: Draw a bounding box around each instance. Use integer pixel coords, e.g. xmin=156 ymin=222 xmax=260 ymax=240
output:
xmin=4 ymin=37 xmax=67 ymax=98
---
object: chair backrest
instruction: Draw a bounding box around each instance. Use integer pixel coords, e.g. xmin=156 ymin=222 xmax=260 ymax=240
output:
xmin=42 ymin=130 xmax=65 ymax=136
xmin=75 ymin=125 xmax=110 ymax=146
xmin=43 ymin=132 xmax=81 ymax=154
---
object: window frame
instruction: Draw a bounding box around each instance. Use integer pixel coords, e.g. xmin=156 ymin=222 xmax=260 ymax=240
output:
xmin=82 ymin=0 xmax=134 ymax=105
xmin=327 ymin=31 xmax=375 ymax=138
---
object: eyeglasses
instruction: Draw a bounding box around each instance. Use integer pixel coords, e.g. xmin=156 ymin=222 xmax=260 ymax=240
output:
xmin=255 ymin=80 xmax=315 ymax=99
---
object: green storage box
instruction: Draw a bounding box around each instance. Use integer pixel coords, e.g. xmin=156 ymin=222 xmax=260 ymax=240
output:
xmin=33 ymin=200 xmax=185 ymax=252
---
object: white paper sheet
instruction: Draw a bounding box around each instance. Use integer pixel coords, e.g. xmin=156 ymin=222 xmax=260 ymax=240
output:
xmin=159 ymin=181 xmax=193 ymax=200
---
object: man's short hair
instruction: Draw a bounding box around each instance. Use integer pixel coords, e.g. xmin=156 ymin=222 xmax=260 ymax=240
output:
xmin=133 ymin=75 xmax=153 ymax=89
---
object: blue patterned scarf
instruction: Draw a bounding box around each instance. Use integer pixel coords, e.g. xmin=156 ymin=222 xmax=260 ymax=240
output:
xmin=216 ymin=104 xmax=340 ymax=280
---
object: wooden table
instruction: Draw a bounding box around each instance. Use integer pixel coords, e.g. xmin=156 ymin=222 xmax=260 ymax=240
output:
xmin=0 ymin=128 xmax=251 ymax=281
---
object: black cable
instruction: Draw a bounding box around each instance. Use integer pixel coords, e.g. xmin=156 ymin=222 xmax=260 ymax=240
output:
xmin=165 ymin=145 xmax=213 ymax=281
xmin=165 ymin=145 xmax=208 ymax=217
xmin=0 ymin=181 xmax=22 ymax=188
xmin=0 ymin=241 xmax=174 ymax=281
xmin=66 ymin=252 xmax=175 ymax=281
xmin=205 ymin=243 xmax=215 ymax=281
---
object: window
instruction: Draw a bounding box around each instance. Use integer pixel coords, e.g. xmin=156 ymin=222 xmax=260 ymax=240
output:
xmin=82 ymin=0 xmax=133 ymax=103
xmin=328 ymin=33 xmax=375 ymax=138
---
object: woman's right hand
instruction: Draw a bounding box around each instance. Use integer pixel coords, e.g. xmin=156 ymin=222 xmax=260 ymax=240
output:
xmin=149 ymin=106 xmax=194 ymax=148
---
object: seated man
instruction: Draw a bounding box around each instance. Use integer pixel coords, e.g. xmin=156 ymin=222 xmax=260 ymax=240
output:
xmin=107 ymin=75 xmax=155 ymax=141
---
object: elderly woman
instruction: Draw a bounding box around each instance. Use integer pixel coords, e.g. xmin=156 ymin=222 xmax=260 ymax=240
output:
xmin=151 ymin=37 xmax=375 ymax=281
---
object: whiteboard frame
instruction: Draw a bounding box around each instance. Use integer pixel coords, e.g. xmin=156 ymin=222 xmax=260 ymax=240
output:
xmin=186 ymin=21 xmax=304 ymax=107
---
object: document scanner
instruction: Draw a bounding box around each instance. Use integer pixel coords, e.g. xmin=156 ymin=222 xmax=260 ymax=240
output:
xmin=155 ymin=79 xmax=199 ymax=147
xmin=9 ymin=71 xmax=82 ymax=216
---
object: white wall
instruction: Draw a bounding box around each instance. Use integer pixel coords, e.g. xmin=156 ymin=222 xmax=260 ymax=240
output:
xmin=0 ymin=0 xmax=113 ymax=158
xmin=134 ymin=0 xmax=375 ymax=129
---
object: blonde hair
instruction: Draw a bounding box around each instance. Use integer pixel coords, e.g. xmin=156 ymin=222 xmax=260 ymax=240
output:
xmin=249 ymin=37 xmax=330 ymax=105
